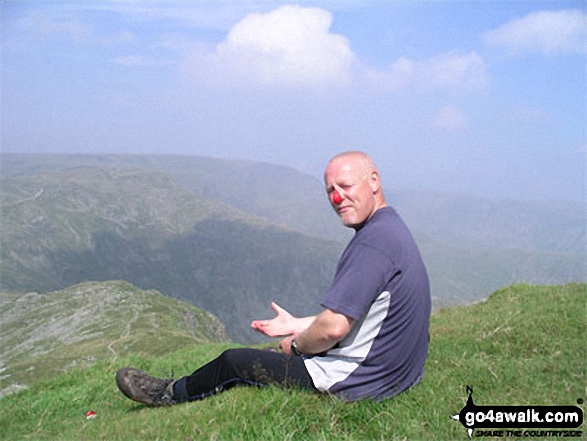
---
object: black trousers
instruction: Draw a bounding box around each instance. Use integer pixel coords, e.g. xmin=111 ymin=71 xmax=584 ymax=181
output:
xmin=173 ymin=348 xmax=318 ymax=401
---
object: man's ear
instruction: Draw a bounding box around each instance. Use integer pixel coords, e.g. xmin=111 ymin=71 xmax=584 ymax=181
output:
xmin=369 ymin=171 xmax=380 ymax=193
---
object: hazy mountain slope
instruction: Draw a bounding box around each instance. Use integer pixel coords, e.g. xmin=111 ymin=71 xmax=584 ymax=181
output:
xmin=0 ymin=280 xmax=229 ymax=398
xmin=1 ymin=166 xmax=268 ymax=291
xmin=3 ymin=153 xmax=584 ymax=255
xmin=1 ymin=153 xmax=584 ymax=319
xmin=0 ymin=167 xmax=343 ymax=342
xmin=48 ymin=217 xmax=341 ymax=342
xmin=1 ymin=152 xmax=351 ymax=242
xmin=390 ymin=190 xmax=585 ymax=254
xmin=419 ymin=234 xmax=585 ymax=307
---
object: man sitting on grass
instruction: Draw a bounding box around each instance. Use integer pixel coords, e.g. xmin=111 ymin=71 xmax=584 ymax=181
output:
xmin=116 ymin=151 xmax=431 ymax=404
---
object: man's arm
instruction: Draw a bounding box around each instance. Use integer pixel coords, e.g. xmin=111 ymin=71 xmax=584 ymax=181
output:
xmin=280 ymin=309 xmax=354 ymax=355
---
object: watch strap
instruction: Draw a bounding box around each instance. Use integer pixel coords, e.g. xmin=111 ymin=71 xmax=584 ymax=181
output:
xmin=291 ymin=339 xmax=302 ymax=356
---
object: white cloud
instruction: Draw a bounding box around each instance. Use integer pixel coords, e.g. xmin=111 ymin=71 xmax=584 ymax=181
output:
xmin=431 ymin=105 xmax=467 ymax=130
xmin=183 ymin=5 xmax=355 ymax=89
xmin=423 ymin=51 xmax=488 ymax=89
xmin=365 ymin=51 xmax=488 ymax=92
xmin=484 ymin=9 xmax=587 ymax=55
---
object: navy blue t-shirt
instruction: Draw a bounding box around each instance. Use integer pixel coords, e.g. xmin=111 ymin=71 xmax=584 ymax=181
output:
xmin=304 ymin=206 xmax=431 ymax=401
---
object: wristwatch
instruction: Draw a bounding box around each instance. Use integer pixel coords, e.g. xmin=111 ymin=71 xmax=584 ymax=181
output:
xmin=290 ymin=339 xmax=302 ymax=356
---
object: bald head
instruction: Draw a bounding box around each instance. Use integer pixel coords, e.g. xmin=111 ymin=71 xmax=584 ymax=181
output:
xmin=324 ymin=151 xmax=387 ymax=229
xmin=326 ymin=151 xmax=377 ymax=177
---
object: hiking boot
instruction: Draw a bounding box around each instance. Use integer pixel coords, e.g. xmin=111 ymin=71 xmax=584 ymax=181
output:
xmin=116 ymin=367 xmax=176 ymax=407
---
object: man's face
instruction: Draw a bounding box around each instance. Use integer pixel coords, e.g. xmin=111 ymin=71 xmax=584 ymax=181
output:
xmin=324 ymin=157 xmax=377 ymax=229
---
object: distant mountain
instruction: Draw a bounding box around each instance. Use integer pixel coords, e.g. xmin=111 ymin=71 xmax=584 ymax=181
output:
xmin=389 ymin=189 xmax=585 ymax=254
xmin=419 ymin=234 xmax=585 ymax=307
xmin=3 ymin=153 xmax=584 ymax=253
xmin=0 ymin=280 xmax=230 ymax=397
xmin=0 ymin=165 xmax=342 ymax=342
xmin=1 ymin=153 xmax=584 ymax=333
xmin=0 ymin=152 xmax=352 ymax=242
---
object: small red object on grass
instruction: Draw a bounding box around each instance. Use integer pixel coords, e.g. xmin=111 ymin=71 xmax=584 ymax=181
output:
xmin=86 ymin=410 xmax=97 ymax=420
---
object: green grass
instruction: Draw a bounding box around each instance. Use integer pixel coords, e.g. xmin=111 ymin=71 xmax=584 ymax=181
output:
xmin=1 ymin=283 xmax=585 ymax=440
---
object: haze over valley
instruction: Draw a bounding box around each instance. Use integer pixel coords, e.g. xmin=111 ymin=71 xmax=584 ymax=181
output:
xmin=1 ymin=153 xmax=584 ymax=344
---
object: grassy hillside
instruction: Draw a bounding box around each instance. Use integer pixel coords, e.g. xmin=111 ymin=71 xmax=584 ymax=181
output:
xmin=0 ymin=281 xmax=230 ymax=398
xmin=0 ymin=283 xmax=584 ymax=440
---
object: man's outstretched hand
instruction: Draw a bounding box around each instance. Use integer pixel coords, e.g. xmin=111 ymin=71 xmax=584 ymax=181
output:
xmin=252 ymin=303 xmax=350 ymax=356
xmin=251 ymin=302 xmax=296 ymax=337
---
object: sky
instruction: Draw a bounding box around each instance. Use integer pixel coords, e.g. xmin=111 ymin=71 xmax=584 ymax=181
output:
xmin=2 ymin=0 xmax=586 ymax=202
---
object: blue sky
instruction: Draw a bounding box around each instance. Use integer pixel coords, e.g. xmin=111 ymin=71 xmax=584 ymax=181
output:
xmin=2 ymin=0 xmax=585 ymax=202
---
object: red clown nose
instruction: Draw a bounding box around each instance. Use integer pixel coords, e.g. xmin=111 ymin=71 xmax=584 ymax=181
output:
xmin=332 ymin=189 xmax=343 ymax=204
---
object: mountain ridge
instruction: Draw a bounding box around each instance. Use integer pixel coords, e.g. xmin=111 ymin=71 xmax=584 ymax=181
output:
xmin=3 ymin=152 xmax=584 ymax=252
xmin=0 ymin=280 xmax=230 ymax=398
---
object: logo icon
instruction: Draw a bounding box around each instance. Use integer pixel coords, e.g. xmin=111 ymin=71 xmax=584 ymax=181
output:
xmin=451 ymin=386 xmax=583 ymax=439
